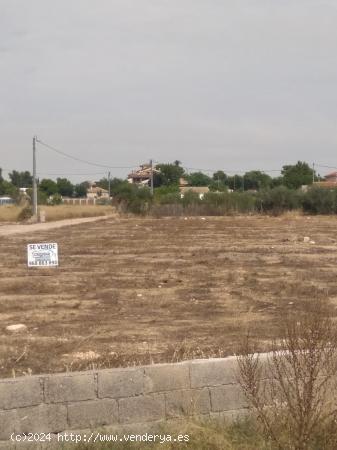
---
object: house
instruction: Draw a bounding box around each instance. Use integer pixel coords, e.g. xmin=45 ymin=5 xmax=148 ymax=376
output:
xmin=312 ymin=171 xmax=337 ymax=189
xmin=178 ymin=177 xmax=210 ymax=199
xmin=86 ymin=182 xmax=110 ymax=199
xmin=0 ymin=196 xmax=15 ymax=206
xmin=179 ymin=177 xmax=189 ymax=187
xmin=179 ymin=186 xmax=210 ymax=200
xmin=324 ymin=172 xmax=337 ymax=183
xmin=128 ymin=164 xmax=160 ymax=186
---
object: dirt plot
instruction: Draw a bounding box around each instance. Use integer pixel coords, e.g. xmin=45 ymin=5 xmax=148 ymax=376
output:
xmin=1 ymin=214 xmax=337 ymax=378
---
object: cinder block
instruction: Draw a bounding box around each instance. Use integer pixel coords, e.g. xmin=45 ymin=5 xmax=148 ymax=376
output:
xmin=67 ymin=399 xmax=118 ymax=429
xmin=190 ymin=358 xmax=238 ymax=388
xmin=210 ymin=384 xmax=248 ymax=412
xmin=44 ymin=373 xmax=96 ymax=403
xmin=17 ymin=404 xmax=67 ymax=434
xmin=144 ymin=363 xmax=190 ymax=393
xmin=119 ymin=395 xmax=165 ymax=423
xmin=165 ymin=389 xmax=211 ymax=418
xmin=0 ymin=377 xmax=42 ymax=410
xmin=0 ymin=409 xmax=18 ymax=440
xmin=98 ymin=368 xmax=144 ymax=399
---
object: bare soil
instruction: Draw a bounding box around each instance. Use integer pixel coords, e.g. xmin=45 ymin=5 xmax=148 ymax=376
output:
xmin=1 ymin=214 xmax=337 ymax=378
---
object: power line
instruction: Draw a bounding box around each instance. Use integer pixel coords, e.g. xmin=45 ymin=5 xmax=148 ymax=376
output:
xmin=36 ymin=172 xmax=107 ymax=176
xmin=36 ymin=139 xmax=137 ymax=169
xmin=315 ymin=164 xmax=337 ymax=171
xmin=183 ymin=166 xmax=281 ymax=174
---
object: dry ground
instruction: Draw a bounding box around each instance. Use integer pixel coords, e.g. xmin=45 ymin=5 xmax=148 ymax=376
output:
xmin=1 ymin=214 xmax=337 ymax=378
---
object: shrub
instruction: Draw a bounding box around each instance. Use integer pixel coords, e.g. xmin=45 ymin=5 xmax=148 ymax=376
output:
xmin=237 ymin=300 xmax=337 ymax=450
xmin=17 ymin=206 xmax=33 ymax=222
xmin=257 ymin=187 xmax=302 ymax=214
xmin=302 ymin=187 xmax=337 ymax=214
xmin=154 ymin=185 xmax=180 ymax=200
xmin=181 ymin=190 xmax=202 ymax=207
xmin=113 ymin=184 xmax=152 ymax=215
xmin=202 ymin=192 xmax=256 ymax=215
xmin=48 ymin=193 xmax=63 ymax=205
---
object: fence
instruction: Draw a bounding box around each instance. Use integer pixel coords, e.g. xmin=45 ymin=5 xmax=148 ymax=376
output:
xmin=0 ymin=357 xmax=249 ymax=447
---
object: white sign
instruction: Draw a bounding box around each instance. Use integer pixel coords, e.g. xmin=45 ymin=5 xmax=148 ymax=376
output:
xmin=27 ymin=243 xmax=59 ymax=267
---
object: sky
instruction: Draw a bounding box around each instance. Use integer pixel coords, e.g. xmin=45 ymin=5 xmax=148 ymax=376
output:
xmin=1 ymin=0 xmax=337 ymax=181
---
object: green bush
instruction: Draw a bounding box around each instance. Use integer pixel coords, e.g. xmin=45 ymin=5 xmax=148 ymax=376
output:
xmin=181 ymin=191 xmax=201 ymax=207
xmin=202 ymin=192 xmax=256 ymax=215
xmin=302 ymin=187 xmax=337 ymax=214
xmin=154 ymin=185 xmax=180 ymax=200
xmin=113 ymin=184 xmax=152 ymax=215
xmin=257 ymin=186 xmax=302 ymax=214
xmin=157 ymin=192 xmax=181 ymax=205
xmin=151 ymin=191 xmax=256 ymax=216
xmin=113 ymin=184 xmax=337 ymax=217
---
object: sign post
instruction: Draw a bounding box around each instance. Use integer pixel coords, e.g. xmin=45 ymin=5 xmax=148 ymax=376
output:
xmin=27 ymin=243 xmax=59 ymax=267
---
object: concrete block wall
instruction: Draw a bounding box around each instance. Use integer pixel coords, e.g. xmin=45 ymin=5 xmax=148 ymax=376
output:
xmin=0 ymin=357 xmax=249 ymax=443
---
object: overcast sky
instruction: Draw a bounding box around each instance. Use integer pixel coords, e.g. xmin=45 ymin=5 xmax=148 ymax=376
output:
xmin=1 ymin=0 xmax=337 ymax=181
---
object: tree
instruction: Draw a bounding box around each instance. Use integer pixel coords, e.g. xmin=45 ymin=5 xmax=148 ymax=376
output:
xmin=227 ymin=174 xmax=244 ymax=190
xmin=96 ymin=177 xmax=109 ymax=191
xmin=270 ymin=176 xmax=284 ymax=188
xmin=0 ymin=179 xmax=17 ymax=197
xmin=96 ymin=177 xmax=127 ymax=194
xmin=155 ymin=162 xmax=185 ymax=186
xmin=9 ymin=170 xmax=33 ymax=188
xmin=74 ymin=182 xmax=89 ymax=198
xmin=213 ymin=171 xmax=228 ymax=185
xmin=186 ymin=171 xmax=212 ymax=186
xmin=39 ymin=179 xmax=58 ymax=196
xmin=208 ymin=171 xmax=228 ymax=191
xmin=281 ymin=161 xmax=314 ymax=190
xmin=56 ymin=178 xmax=74 ymax=197
xmin=113 ymin=183 xmax=152 ymax=214
xmin=243 ymin=171 xmax=272 ymax=190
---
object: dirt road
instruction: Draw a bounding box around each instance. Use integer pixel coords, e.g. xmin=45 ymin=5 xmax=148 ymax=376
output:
xmin=0 ymin=214 xmax=115 ymax=236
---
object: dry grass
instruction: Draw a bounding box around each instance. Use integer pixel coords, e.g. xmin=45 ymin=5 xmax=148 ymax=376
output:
xmin=0 ymin=206 xmax=20 ymax=222
xmin=69 ymin=419 xmax=269 ymax=450
xmin=41 ymin=205 xmax=113 ymax=222
xmin=0 ymin=204 xmax=113 ymax=223
xmin=237 ymin=300 xmax=337 ymax=449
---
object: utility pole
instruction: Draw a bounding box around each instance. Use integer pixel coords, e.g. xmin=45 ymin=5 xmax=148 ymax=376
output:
xmin=108 ymin=171 xmax=111 ymax=199
xmin=150 ymin=159 xmax=154 ymax=196
xmin=32 ymin=136 xmax=38 ymax=219
xmin=312 ymin=163 xmax=315 ymax=184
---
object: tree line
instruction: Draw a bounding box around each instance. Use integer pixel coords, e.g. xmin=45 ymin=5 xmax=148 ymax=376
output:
xmin=0 ymin=169 xmax=89 ymax=202
xmin=0 ymin=160 xmax=322 ymax=206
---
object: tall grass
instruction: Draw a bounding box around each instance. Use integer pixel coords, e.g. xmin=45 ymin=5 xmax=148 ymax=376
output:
xmin=151 ymin=191 xmax=257 ymax=217
xmin=150 ymin=187 xmax=337 ymax=217
xmin=0 ymin=205 xmax=21 ymax=222
xmin=42 ymin=205 xmax=113 ymax=221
